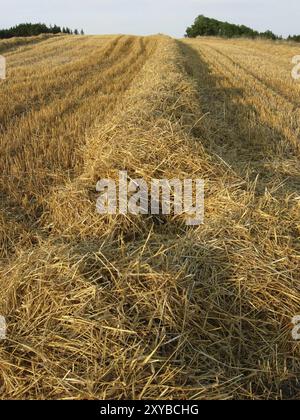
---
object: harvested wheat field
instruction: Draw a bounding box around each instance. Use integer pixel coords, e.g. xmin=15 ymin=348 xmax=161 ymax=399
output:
xmin=0 ymin=34 xmax=300 ymax=400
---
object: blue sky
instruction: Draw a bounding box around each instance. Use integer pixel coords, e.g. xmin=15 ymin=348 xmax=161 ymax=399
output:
xmin=1 ymin=0 xmax=299 ymax=38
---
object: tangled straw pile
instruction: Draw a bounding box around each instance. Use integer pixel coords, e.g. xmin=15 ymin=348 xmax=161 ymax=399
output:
xmin=0 ymin=34 xmax=299 ymax=399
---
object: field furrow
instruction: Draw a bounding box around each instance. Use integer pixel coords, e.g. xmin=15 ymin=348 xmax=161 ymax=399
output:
xmin=0 ymin=34 xmax=299 ymax=401
xmin=0 ymin=36 xmax=157 ymax=219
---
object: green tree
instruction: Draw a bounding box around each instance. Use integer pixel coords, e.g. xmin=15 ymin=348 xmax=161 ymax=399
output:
xmin=0 ymin=23 xmax=65 ymax=39
xmin=185 ymin=15 xmax=278 ymax=40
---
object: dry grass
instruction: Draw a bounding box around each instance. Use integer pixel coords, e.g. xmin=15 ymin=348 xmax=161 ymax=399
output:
xmin=0 ymin=34 xmax=58 ymax=55
xmin=0 ymin=34 xmax=299 ymax=400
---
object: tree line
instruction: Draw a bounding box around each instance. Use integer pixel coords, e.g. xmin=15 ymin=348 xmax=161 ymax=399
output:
xmin=185 ymin=15 xmax=286 ymax=40
xmin=288 ymin=35 xmax=300 ymax=43
xmin=0 ymin=23 xmax=84 ymax=39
